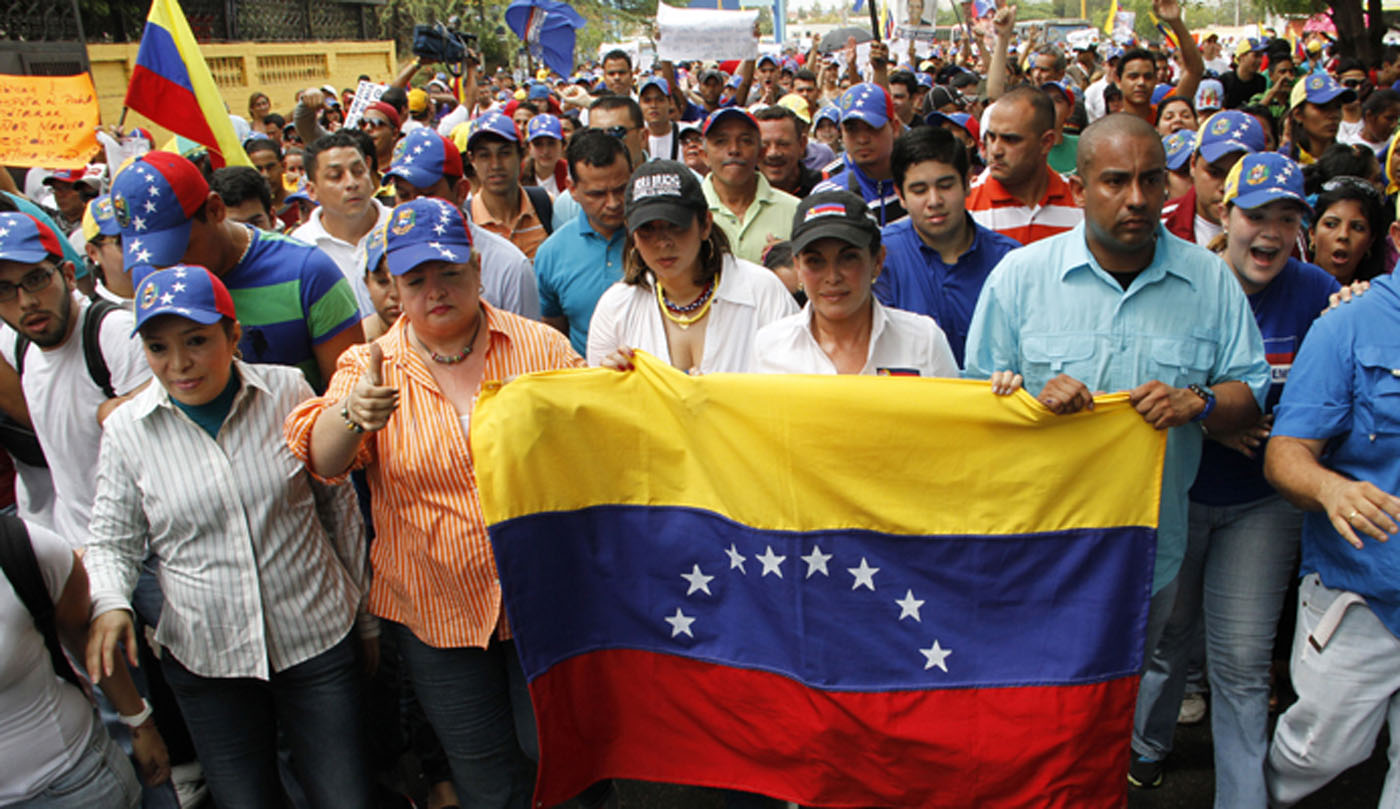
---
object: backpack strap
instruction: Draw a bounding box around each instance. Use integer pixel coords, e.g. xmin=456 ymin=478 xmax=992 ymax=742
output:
xmin=0 ymin=516 xmax=84 ymax=690
xmin=81 ymin=299 xmax=120 ymax=400
xmin=669 ymin=123 xmax=680 ymax=161
xmin=524 ymin=185 xmax=554 ymax=237
xmin=14 ymin=331 xmax=29 ymax=379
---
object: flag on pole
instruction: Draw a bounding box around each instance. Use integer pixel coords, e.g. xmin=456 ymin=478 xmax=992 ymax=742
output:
xmin=473 ymin=353 xmax=1164 ymax=809
xmin=505 ymin=0 xmax=586 ymax=80
xmin=854 ymin=0 xmax=866 ymax=11
xmin=1103 ymin=0 xmax=1119 ymax=35
xmin=124 ymin=0 xmax=250 ymax=168
xmin=1151 ymin=12 xmax=1179 ymax=50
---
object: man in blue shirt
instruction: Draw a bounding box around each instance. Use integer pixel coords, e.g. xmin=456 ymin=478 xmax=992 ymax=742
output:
xmin=1263 ymin=273 xmax=1400 ymax=807
xmin=877 ymin=127 xmax=1019 ymax=367
xmin=813 ymin=83 xmax=906 ymax=227
xmin=964 ymin=114 xmax=1269 ymax=735
xmin=535 ymin=130 xmax=631 ymax=354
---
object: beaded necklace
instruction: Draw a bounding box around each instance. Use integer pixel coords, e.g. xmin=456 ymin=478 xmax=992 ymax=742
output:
xmin=417 ymin=306 xmax=484 ymax=364
xmin=656 ymin=274 xmax=719 ymax=330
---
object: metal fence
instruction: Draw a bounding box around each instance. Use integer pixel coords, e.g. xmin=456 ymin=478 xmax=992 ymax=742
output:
xmin=3 ymin=0 xmax=384 ymax=45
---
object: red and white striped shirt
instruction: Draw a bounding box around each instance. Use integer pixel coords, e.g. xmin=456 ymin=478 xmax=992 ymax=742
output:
xmin=966 ymin=167 xmax=1083 ymax=246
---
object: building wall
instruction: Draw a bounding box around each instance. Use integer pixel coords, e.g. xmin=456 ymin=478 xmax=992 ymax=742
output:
xmin=87 ymin=40 xmax=398 ymax=143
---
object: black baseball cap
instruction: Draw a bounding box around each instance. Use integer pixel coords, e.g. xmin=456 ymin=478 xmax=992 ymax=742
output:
xmin=790 ymin=190 xmax=881 ymax=254
xmin=624 ymin=160 xmax=707 ymax=232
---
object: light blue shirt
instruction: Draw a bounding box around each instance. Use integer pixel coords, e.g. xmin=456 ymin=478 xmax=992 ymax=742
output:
xmin=552 ymin=190 xmax=581 ymax=231
xmin=964 ymin=223 xmax=1269 ymax=593
xmin=534 ymin=208 xmax=627 ymax=355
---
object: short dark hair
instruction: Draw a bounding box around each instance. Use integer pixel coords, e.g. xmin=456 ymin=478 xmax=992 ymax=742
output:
xmin=1033 ymin=48 xmax=1067 ymax=73
xmin=888 ymin=70 xmax=918 ymax=96
xmin=753 ymin=105 xmax=805 ymax=136
xmin=1119 ymin=48 xmax=1156 ymax=75
xmin=762 ymin=240 xmax=793 ymax=270
xmin=1364 ymin=88 xmax=1400 ymax=118
xmin=589 ymin=94 xmax=644 ymax=130
xmin=1336 ymin=57 xmax=1366 ymax=77
xmin=516 ymin=100 xmax=540 ymax=116
xmin=211 ymin=166 xmax=272 ymax=215
xmin=1380 ymin=44 xmax=1400 ymax=68
xmin=999 ymin=85 xmax=1056 ymax=136
xmin=380 ymin=86 xmax=408 ymax=116
xmin=264 ymin=112 xmax=286 ymax=129
xmin=566 ymin=129 xmax=632 ymax=181
xmin=891 ymin=126 xmax=969 ymax=190
xmin=794 ymin=68 xmax=817 ymax=83
xmin=305 ymin=130 xmax=372 ymax=181
xmin=603 ymin=49 xmax=633 ymax=70
xmin=243 ymin=137 xmax=282 ymax=160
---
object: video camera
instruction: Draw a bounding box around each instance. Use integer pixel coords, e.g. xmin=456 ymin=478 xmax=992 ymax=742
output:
xmin=412 ymin=17 xmax=478 ymax=66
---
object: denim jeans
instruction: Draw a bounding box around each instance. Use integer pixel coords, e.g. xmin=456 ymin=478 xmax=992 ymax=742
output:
xmin=12 ymin=712 xmax=140 ymax=809
xmin=1132 ymin=494 xmax=1301 ymax=808
xmin=158 ymin=633 xmax=371 ymax=809
xmin=388 ymin=621 xmax=537 ymax=809
xmin=1267 ymin=573 xmax=1400 ymax=807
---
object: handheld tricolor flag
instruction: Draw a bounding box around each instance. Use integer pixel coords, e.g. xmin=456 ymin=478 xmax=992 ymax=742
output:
xmin=505 ymin=0 xmax=586 ymax=82
xmin=124 ymin=0 xmax=250 ymax=168
xmin=1103 ymin=0 xmax=1119 ymax=35
xmin=473 ymin=353 xmax=1164 ymax=809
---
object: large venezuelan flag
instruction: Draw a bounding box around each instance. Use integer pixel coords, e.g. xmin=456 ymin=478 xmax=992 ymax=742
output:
xmin=472 ymin=352 xmax=1165 ymax=809
xmin=125 ymin=0 xmax=250 ymax=168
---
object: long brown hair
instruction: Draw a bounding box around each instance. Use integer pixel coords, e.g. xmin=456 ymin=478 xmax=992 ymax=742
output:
xmin=622 ymin=212 xmax=732 ymax=289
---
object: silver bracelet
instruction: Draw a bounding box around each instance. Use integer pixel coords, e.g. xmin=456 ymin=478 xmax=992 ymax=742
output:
xmin=119 ymin=697 xmax=154 ymax=728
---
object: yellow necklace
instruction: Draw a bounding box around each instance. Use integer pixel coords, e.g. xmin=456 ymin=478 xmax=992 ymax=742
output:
xmin=655 ymin=273 xmax=719 ymax=330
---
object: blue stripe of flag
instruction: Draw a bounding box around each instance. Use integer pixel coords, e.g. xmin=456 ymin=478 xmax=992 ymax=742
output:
xmin=133 ymin=21 xmax=197 ymax=95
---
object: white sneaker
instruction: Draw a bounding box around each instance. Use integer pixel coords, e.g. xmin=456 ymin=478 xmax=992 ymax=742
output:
xmin=1178 ymin=692 xmax=1207 ymax=725
xmin=170 ymin=761 xmax=209 ymax=809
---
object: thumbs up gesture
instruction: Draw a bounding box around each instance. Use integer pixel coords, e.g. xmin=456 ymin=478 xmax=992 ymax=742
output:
xmin=347 ymin=343 xmax=399 ymax=432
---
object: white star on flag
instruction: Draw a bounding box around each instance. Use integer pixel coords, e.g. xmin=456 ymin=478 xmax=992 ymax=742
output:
xmin=414 ymin=145 xmax=426 ymax=154
xmin=173 ymin=267 xmax=187 ymax=277
xmin=160 ymin=293 xmax=175 ymax=304
xmin=144 ymin=200 xmax=157 ymax=214
xmin=136 ymin=248 xmax=152 ymax=263
xmin=128 ymin=238 xmax=143 ymax=254
xmin=148 ymin=185 xmax=160 ymax=197
xmin=724 ymin=543 xmax=746 ymax=574
xmin=920 ymin=640 xmax=952 ymax=672
xmin=433 ymin=224 xmax=446 ymax=234
xmin=895 ymin=590 xmax=924 ymax=622
xmin=175 ymin=306 xmax=190 ymax=315
xmin=438 ymin=248 xmax=457 ymax=260
xmin=756 ymin=546 xmax=786 ymax=578
xmin=665 ymin=607 xmax=695 ymax=638
xmin=848 ymin=557 xmax=879 ymax=591
xmin=800 ymin=545 xmax=832 ymax=578
xmin=0 ymin=228 xmax=10 ymax=238
xmin=681 ymin=564 xmax=714 ymax=596
xmin=401 ymin=155 xmax=415 ymax=165
xmin=133 ymin=216 xmax=147 ymax=232
xmin=172 ymin=282 xmax=186 ymax=292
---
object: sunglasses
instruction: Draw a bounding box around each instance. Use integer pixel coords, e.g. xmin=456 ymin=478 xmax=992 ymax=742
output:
xmin=1341 ymin=79 xmax=1366 ymax=89
xmin=592 ymin=125 xmax=634 ymax=140
xmin=360 ymin=118 xmax=394 ymax=131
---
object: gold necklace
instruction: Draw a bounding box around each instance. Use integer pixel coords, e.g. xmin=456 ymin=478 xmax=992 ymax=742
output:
xmin=655 ymin=274 xmax=719 ymax=330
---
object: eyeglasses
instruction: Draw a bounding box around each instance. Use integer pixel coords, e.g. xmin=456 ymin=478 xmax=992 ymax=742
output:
xmin=592 ymin=125 xmax=633 ymax=140
xmin=360 ymin=117 xmax=393 ymax=131
xmin=0 ymin=266 xmax=56 ymax=302
xmin=1322 ymin=175 xmax=1383 ymax=199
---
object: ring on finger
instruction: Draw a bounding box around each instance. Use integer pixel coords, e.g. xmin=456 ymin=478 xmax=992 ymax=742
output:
xmin=1348 ymin=509 xmax=1360 ymax=520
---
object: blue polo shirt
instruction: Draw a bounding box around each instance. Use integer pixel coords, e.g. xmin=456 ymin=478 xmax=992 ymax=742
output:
xmin=1272 ymin=273 xmax=1400 ymax=638
xmin=875 ymin=215 xmax=1020 ymax=368
xmin=1191 ymin=258 xmax=1339 ymax=507
xmin=813 ymin=155 xmax=906 ymax=227
xmin=534 ymin=208 xmax=627 ymax=354
xmin=964 ymin=223 xmax=1269 ymax=594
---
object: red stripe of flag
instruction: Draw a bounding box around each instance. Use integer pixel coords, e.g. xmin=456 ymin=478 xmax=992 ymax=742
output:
xmin=127 ymin=66 xmax=222 ymax=162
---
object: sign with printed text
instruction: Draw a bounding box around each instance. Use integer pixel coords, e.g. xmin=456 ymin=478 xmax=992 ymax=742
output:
xmin=656 ymin=2 xmax=759 ymax=62
xmin=0 ymin=73 xmax=100 ymax=169
xmin=343 ymin=80 xmax=388 ymax=130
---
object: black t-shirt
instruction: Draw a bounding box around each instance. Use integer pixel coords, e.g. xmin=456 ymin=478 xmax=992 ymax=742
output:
xmin=1221 ymin=71 xmax=1266 ymax=109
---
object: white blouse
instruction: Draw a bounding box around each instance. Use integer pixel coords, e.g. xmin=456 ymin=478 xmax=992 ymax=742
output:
xmin=586 ymin=254 xmax=798 ymax=374
xmin=752 ymin=299 xmax=959 ymax=378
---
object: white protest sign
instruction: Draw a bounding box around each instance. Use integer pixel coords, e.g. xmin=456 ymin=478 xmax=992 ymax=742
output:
xmin=343 ymin=80 xmax=388 ymax=129
xmin=656 ymin=2 xmax=759 ymax=62
xmin=1112 ymin=11 xmax=1136 ymax=44
xmin=1065 ymin=27 xmax=1099 ymax=50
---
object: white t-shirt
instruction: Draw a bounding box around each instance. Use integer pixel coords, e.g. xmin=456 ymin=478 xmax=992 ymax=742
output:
xmin=752 ymin=300 xmax=959 ymax=377
xmin=586 ymin=255 xmax=798 ymax=374
xmin=1194 ymin=214 xmax=1223 ymax=248
xmin=1338 ymin=118 xmax=1364 ymax=145
xmin=648 ymin=125 xmax=679 ymax=162
xmin=0 ymin=521 xmax=94 ymax=804
xmin=290 ymin=204 xmax=389 ymax=318
xmin=0 ymin=295 xmax=150 ymax=548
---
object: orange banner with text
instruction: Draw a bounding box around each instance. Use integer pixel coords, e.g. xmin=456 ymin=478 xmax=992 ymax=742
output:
xmin=0 ymin=73 xmax=101 ymax=169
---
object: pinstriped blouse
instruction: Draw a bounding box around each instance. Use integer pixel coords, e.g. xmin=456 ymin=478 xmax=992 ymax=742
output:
xmin=285 ymin=303 xmax=583 ymax=649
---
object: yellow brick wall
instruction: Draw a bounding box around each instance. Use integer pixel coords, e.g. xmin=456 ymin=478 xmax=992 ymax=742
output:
xmin=87 ymin=40 xmax=399 ymax=144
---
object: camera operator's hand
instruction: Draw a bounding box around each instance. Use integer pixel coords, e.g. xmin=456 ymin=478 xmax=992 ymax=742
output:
xmin=465 ymin=47 xmax=482 ymax=66
xmin=300 ymin=87 xmax=325 ymax=110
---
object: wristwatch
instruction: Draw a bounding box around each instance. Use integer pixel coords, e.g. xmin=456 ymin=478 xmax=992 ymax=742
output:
xmin=1188 ymin=384 xmax=1215 ymax=422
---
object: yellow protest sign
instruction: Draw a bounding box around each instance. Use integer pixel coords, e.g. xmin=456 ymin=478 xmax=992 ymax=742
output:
xmin=0 ymin=73 xmax=100 ymax=169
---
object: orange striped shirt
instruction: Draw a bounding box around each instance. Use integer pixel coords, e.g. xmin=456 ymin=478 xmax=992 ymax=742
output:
xmin=285 ymin=303 xmax=583 ymax=649
xmin=471 ymin=190 xmax=547 ymax=260
xmin=966 ymin=167 xmax=1083 ymax=246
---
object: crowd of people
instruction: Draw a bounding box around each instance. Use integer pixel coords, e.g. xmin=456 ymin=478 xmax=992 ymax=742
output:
xmin=5 ymin=1 xmax=1400 ymax=807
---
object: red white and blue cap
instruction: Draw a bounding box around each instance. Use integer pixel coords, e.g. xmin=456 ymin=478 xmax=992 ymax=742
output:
xmin=757 ymin=54 xmax=779 ymax=69
xmin=1196 ymin=110 xmax=1266 ymax=164
xmin=639 ymin=75 xmax=670 ymax=96
xmin=1042 ymin=80 xmax=1077 ymax=106
xmin=926 ymin=111 xmax=979 ymax=142
xmin=110 ymin=152 xmax=209 ymax=273
xmin=383 ymin=197 xmax=474 ymax=276
xmin=790 ymin=190 xmax=880 ymax=253
xmin=385 ymin=128 xmax=464 ymax=190
xmin=1290 ymin=72 xmax=1357 ymax=109
xmin=837 ymin=83 xmax=896 ymax=129
xmin=725 ymin=74 xmax=744 ymax=89
xmin=44 ymin=167 xmax=100 ymax=188
xmin=1222 ymin=152 xmax=1310 ymax=214
xmin=1163 ymin=129 xmax=1197 ymax=172
xmin=815 ymin=104 xmax=841 ymax=126
xmin=0 ymin=212 xmax=66 ymax=264
xmin=87 ymin=195 xmax=121 ymax=238
xmin=365 ymin=223 xmax=388 ymax=273
xmin=526 ymin=113 xmax=563 ymax=142
xmin=466 ymin=110 xmax=520 ymax=150
xmin=702 ymin=107 xmax=759 ymax=135
xmin=132 ymin=265 xmax=237 ymax=335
